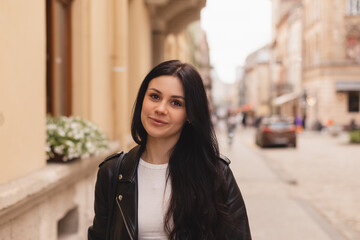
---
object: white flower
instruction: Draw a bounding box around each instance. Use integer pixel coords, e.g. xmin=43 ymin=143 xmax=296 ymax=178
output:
xmin=47 ymin=124 xmax=57 ymax=130
xmin=74 ymin=132 xmax=84 ymax=140
xmin=45 ymin=115 xmax=109 ymax=161
xmin=65 ymin=140 xmax=74 ymax=147
xmin=58 ymin=129 xmax=65 ymax=137
xmin=70 ymin=122 xmax=78 ymax=129
xmin=54 ymin=145 xmax=64 ymax=154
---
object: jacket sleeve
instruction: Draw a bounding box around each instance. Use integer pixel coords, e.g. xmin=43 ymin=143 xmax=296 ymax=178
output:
xmin=88 ymin=160 xmax=115 ymax=240
xmin=223 ymin=164 xmax=252 ymax=240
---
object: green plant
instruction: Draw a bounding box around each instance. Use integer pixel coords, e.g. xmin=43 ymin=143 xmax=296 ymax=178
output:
xmin=349 ymin=129 xmax=360 ymax=143
xmin=46 ymin=115 xmax=109 ymax=161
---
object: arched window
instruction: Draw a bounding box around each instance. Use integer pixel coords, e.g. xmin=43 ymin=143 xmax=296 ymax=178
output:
xmin=347 ymin=0 xmax=360 ymax=15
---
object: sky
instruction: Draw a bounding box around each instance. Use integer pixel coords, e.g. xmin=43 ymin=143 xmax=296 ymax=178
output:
xmin=201 ymin=0 xmax=272 ymax=83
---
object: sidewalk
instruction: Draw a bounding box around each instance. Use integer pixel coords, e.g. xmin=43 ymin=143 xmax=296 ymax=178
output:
xmin=216 ymin=127 xmax=347 ymax=240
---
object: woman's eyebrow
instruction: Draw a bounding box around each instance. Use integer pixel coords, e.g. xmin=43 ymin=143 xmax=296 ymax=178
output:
xmin=148 ymin=88 xmax=161 ymax=93
xmin=148 ymin=88 xmax=185 ymax=99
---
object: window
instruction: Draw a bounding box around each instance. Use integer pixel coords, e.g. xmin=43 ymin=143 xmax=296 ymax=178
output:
xmin=347 ymin=0 xmax=360 ymax=15
xmin=46 ymin=0 xmax=73 ymax=116
xmin=348 ymin=92 xmax=360 ymax=112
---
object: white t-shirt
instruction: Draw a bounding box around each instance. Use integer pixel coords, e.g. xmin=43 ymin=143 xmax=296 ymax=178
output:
xmin=137 ymin=158 xmax=171 ymax=240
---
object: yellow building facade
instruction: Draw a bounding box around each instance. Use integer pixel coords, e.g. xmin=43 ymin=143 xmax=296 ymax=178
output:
xmin=0 ymin=0 xmax=206 ymax=239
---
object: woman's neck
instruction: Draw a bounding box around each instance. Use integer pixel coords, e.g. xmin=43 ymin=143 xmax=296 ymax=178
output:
xmin=142 ymin=137 xmax=176 ymax=164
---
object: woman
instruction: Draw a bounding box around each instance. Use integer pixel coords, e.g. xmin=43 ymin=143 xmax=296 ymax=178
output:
xmin=88 ymin=60 xmax=251 ymax=240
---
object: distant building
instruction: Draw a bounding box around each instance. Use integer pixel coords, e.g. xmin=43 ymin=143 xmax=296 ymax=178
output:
xmin=242 ymin=45 xmax=272 ymax=117
xmin=270 ymin=0 xmax=303 ymax=118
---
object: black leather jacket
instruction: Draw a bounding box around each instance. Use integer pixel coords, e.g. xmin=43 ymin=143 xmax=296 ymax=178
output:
xmin=88 ymin=146 xmax=251 ymax=240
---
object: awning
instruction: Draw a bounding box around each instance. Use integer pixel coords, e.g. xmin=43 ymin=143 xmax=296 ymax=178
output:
xmin=272 ymin=92 xmax=301 ymax=106
xmin=335 ymin=81 xmax=360 ymax=91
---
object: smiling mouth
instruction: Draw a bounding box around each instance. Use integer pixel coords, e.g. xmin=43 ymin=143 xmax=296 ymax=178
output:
xmin=149 ymin=117 xmax=168 ymax=125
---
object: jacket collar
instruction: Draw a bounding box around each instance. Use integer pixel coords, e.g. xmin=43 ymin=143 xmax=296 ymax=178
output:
xmin=120 ymin=145 xmax=144 ymax=182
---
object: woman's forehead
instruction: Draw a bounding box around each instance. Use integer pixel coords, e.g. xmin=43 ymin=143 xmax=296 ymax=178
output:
xmin=148 ymin=75 xmax=184 ymax=96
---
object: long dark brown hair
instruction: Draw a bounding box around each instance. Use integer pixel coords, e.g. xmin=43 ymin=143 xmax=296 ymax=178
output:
xmin=131 ymin=60 xmax=229 ymax=239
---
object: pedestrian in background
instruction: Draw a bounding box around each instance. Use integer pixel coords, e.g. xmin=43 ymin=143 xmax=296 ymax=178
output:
xmin=226 ymin=110 xmax=237 ymax=145
xmin=242 ymin=112 xmax=248 ymax=128
xmin=350 ymin=119 xmax=358 ymax=130
xmin=295 ymin=115 xmax=303 ymax=132
xmin=88 ymin=60 xmax=251 ymax=240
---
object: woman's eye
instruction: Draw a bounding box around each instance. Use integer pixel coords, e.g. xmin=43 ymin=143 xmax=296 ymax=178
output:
xmin=150 ymin=94 xmax=160 ymax=100
xmin=171 ymin=100 xmax=183 ymax=107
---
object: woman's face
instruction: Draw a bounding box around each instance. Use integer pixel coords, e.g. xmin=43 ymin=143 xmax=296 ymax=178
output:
xmin=141 ymin=75 xmax=187 ymax=143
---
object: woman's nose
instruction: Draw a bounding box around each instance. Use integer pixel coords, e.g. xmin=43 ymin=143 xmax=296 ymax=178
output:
xmin=155 ymin=101 xmax=168 ymax=115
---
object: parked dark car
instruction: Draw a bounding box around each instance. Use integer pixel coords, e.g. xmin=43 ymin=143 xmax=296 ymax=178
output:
xmin=255 ymin=116 xmax=297 ymax=148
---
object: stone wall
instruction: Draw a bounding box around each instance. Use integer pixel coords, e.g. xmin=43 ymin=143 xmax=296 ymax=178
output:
xmin=0 ymin=143 xmax=119 ymax=240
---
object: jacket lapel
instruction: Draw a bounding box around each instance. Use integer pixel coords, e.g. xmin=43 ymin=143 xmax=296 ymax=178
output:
xmin=116 ymin=145 xmax=143 ymax=239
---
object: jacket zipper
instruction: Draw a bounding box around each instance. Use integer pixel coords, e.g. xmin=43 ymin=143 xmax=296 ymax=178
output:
xmin=116 ymin=196 xmax=134 ymax=240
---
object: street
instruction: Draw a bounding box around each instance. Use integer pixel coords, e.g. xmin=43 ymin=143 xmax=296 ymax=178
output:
xmin=216 ymin=126 xmax=360 ymax=240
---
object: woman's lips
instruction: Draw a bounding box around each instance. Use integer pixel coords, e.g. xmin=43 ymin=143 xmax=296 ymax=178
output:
xmin=149 ymin=117 xmax=168 ymax=126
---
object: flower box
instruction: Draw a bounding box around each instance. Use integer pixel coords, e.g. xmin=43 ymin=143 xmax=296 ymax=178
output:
xmin=47 ymin=147 xmax=80 ymax=163
xmin=46 ymin=115 xmax=109 ymax=162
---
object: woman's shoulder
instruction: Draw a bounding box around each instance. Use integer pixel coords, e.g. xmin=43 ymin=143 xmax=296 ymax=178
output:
xmin=99 ymin=151 xmax=124 ymax=168
xmin=98 ymin=145 xmax=142 ymax=172
xmin=95 ymin=151 xmax=125 ymax=182
xmin=219 ymin=154 xmax=231 ymax=165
